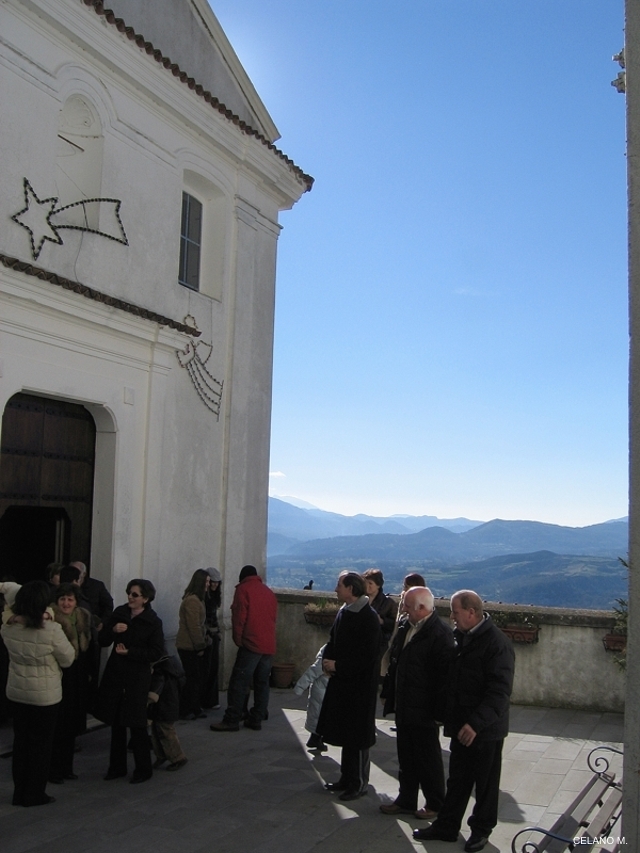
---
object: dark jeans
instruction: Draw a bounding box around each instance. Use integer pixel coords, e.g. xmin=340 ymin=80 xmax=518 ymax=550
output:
xmin=11 ymin=701 xmax=60 ymax=806
xmin=201 ymin=634 xmax=220 ymax=708
xmin=223 ymin=648 xmax=272 ymax=725
xmin=340 ymin=745 xmax=370 ymax=793
xmin=434 ymin=737 xmax=504 ymax=837
xmin=178 ymin=649 xmax=205 ymax=716
xmin=108 ymin=724 xmax=152 ymax=778
xmin=396 ymin=723 xmax=445 ymax=811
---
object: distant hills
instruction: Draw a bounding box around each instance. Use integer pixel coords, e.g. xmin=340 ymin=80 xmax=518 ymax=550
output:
xmin=267 ymin=496 xmax=481 ymax=554
xmin=266 ymin=498 xmax=629 ymax=609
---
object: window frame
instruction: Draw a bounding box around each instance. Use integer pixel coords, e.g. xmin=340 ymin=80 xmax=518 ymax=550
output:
xmin=178 ymin=191 xmax=203 ymax=291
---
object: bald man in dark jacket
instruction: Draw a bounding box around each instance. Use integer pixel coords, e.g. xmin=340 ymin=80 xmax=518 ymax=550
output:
xmin=381 ymin=586 xmax=455 ymax=819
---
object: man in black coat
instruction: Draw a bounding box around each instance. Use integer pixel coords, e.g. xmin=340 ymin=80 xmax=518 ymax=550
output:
xmin=380 ymin=586 xmax=455 ymax=819
xmin=317 ymin=571 xmax=381 ymax=802
xmin=414 ymin=590 xmax=515 ymax=853
xmin=70 ymin=561 xmax=114 ymax=626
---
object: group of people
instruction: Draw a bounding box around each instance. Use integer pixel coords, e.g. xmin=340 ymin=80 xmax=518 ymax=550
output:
xmin=1 ymin=560 xmax=515 ymax=852
xmin=0 ymin=563 xmax=225 ymax=807
xmin=297 ymin=569 xmax=515 ymax=853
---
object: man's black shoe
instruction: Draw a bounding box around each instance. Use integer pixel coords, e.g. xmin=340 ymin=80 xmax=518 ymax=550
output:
xmin=243 ymin=719 xmax=262 ymax=730
xmin=464 ymin=833 xmax=489 ymax=852
xmin=324 ymin=780 xmax=348 ymax=792
xmin=103 ymin=769 xmax=127 ymax=781
xmin=129 ymin=772 xmax=152 ymax=784
xmin=339 ymin=788 xmax=367 ymax=802
xmin=413 ymin=825 xmax=458 ymax=842
xmin=209 ymin=720 xmax=240 ymax=732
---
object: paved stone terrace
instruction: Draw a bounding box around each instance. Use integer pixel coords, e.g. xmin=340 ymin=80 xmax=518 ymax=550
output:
xmin=0 ymin=693 xmax=624 ymax=853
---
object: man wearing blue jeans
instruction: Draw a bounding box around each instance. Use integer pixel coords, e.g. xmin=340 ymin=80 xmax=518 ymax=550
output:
xmin=209 ymin=565 xmax=277 ymax=732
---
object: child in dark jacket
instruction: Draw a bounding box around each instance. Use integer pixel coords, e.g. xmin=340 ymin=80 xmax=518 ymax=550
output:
xmin=148 ymin=655 xmax=188 ymax=771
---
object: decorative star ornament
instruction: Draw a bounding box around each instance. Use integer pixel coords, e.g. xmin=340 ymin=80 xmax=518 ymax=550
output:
xmin=11 ymin=179 xmax=63 ymax=260
xmin=10 ymin=177 xmax=128 ymax=261
xmin=176 ymin=315 xmax=224 ymax=419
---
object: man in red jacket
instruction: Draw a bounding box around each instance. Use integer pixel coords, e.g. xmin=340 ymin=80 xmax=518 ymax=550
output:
xmin=209 ymin=565 xmax=277 ymax=732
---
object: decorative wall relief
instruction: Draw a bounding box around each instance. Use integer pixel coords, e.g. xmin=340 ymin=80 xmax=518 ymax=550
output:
xmin=11 ymin=177 xmax=128 ymax=260
xmin=176 ymin=315 xmax=224 ymax=419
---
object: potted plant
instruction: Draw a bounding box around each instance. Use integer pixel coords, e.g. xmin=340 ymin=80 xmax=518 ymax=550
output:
xmin=491 ymin=610 xmax=540 ymax=644
xmin=603 ymin=597 xmax=627 ymax=667
xmin=303 ymin=598 xmax=341 ymax=627
xmin=270 ymin=662 xmax=296 ymax=688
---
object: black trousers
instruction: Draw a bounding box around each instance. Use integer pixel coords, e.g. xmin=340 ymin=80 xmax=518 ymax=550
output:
xmin=340 ymin=745 xmax=370 ymax=793
xmin=178 ymin=649 xmax=205 ymax=716
xmin=434 ymin=737 xmax=504 ymax=837
xmin=50 ymin=726 xmax=76 ymax=779
xmin=108 ymin=724 xmax=152 ymax=778
xmin=201 ymin=635 xmax=220 ymax=708
xmin=11 ymin=701 xmax=60 ymax=806
xmin=396 ymin=723 xmax=445 ymax=811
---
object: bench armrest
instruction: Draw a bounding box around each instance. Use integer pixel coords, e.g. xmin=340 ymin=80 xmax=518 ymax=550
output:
xmin=510 ymin=826 xmax=573 ymax=853
xmin=587 ymin=745 xmax=623 ymax=779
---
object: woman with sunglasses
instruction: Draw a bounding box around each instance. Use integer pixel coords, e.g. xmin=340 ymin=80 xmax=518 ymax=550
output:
xmin=95 ymin=579 xmax=164 ymax=784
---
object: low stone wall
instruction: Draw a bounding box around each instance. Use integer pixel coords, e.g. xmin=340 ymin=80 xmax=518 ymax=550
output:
xmin=271 ymin=590 xmax=626 ymax=713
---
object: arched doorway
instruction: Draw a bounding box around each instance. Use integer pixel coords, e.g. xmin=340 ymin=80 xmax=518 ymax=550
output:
xmin=0 ymin=393 xmax=96 ymax=584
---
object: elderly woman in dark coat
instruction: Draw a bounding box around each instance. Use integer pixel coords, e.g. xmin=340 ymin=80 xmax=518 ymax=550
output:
xmin=49 ymin=583 xmax=93 ymax=783
xmin=95 ymin=579 xmax=164 ymax=784
xmin=363 ymin=569 xmax=398 ymax=649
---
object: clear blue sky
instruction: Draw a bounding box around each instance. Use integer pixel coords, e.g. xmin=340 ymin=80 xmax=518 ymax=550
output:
xmin=211 ymin=1 xmax=628 ymax=526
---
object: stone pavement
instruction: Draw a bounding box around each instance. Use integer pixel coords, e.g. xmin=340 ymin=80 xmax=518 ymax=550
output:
xmin=0 ymin=692 xmax=624 ymax=853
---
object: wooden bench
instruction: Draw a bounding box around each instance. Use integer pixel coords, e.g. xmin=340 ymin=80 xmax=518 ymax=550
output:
xmin=511 ymin=746 xmax=624 ymax=853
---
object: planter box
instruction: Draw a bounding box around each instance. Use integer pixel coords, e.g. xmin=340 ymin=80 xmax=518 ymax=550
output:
xmin=602 ymin=633 xmax=627 ymax=652
xmin=501 ymin=625 xmax=540 ymax=644
xmin=304 ymin=610 xmax=339 ymax=627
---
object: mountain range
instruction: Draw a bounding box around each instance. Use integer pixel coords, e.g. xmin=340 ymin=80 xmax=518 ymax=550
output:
xmin=266 ymin=497 xmax=628 ymax=609
xmin=268 ymin=496 xmax=481 ymax=555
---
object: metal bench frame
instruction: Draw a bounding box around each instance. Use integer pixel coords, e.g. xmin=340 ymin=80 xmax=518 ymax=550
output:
xmin=510 ymin=746 xmax=623 ymax=853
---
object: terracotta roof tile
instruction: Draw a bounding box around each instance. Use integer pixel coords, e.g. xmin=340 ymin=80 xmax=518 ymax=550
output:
xmin=82 ymin=0 xmax=313 ymax=192
xmin=0 ymin=253 xmax=200 ymax=336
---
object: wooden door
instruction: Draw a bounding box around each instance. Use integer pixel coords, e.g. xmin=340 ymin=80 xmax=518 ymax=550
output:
xmin=0 ymin=393 xmax=96 ymax=582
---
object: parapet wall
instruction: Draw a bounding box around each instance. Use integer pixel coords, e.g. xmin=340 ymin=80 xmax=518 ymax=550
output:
xmin=272 ymin=590 xmax=626 ymax=713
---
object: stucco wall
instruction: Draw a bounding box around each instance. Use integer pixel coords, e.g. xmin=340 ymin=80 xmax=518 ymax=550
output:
xmin=271 ymin=591 xmax=625 ymax=713
xmin=0 ymin=0 xmax=308 ymax=653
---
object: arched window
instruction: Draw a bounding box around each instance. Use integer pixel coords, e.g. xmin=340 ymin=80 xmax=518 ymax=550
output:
xmin=56 ymin=95 xmax=104 ymax=230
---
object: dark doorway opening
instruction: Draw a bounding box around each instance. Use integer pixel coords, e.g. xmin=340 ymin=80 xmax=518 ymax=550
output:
xmin=0 ymin=393 xmax=96 ymax=582
xmin=0 ymin=506 xmax=71 ymax=584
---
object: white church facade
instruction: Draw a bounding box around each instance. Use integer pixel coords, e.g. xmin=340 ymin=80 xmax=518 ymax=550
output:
xmin=0 ymin=0 xmax=311 ymax=637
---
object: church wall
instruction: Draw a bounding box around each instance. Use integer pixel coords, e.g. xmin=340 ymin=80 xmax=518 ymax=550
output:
xmin=0 ymin=0 xmax=308 ymax=652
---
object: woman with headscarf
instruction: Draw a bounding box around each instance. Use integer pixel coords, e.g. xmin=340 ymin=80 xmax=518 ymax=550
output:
xmin=1 ymin=580 xmax=75 ymax=806
xmin=176 ymin=569 xmax=211 ymax=719
xmin=49 ymin=583 xmax=93 ymax=783
xmin=95 ymin=578 xmax=164 ymax=784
